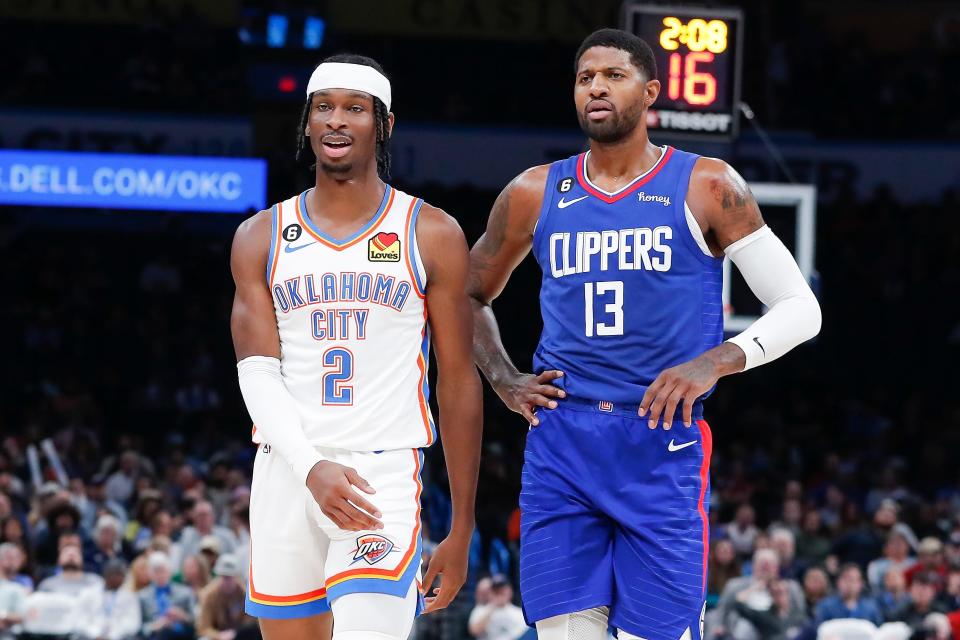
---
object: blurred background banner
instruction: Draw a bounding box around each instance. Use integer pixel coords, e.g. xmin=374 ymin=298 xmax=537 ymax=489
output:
xmin=0 ymin=150 xmax=266 ymax=213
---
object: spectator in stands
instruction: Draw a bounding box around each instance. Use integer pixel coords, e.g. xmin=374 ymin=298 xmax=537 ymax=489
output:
xmin=123 ymin=554 xmax=151 ymax=593
xmin=876 ymin=568 xmax=912 ymax=620
xmin=0 ymin=516 xmax=27 ymax=552
xmin=819 ymin=486 xmax=847 ymax=533
xmin=204 ymin=458 xmax=232 ymax=524
xmin=78 ymin=473 xmax=127 ymax=533
xmin=905 ymin=537 xmax=948 ymax=586
xmin=802 ymin=566 xmax=831 ymax=617
xmin=868 ymin=530 xmax=915 ymax=593
xmin=814 ymin=563 xmax=883 ymax=625
xmin=771 ymin=527 xmax=804 ymax=580
xmin=0 ymin=543 xmax=32 ymax=591
xmin=179 ymin=500 xmax=236 ymax=567
xmin=88 ymin=514 xmax=128 ymax=575
xmin=941 ymin=566 xmax=960 ymax=610
xmin=73 ymin=559 xmax=141 ymax=640
xmin=32 ymin=498 xmax=83 ymax=570
xmin=713 ymin=548 xmax=804 ymax=640
xmin=892 ymin=571 xmax=950 ymax=629
xmin=196 ymin=554 xmax=257 ymax=640
xmin=474 ymin=576 xmax=493 ymax=607
xmin=126 ymin=490 xmax=163 ymax=551
xmin=199 ymin=535 xmax=222 ymax=573
xmin=724 ymin=504 xmax=759 ymax=558
xmin=708 ymin=539 xmax=742 ymax=603
xmin=178 ymin=553 xmax=210 ymax=598
xmin=796 ymin=509 xmax=832 ymax=568
xmin=228 ymin=501 xmax=250 ymax=582
xmin=773 ymin=498 xmax=804 ymax=540
xmin=149 ymin=510 xmax=175 ymax=541
xmin=730 ymin=578 xmax=809 ymax=640
xmin=0 ymin=569 xmax=26 ymax=640
xmin=106 ymin=451 xmax=142 ymax=506
xmin=468 ymin=574 xmax=527 ymax=640
xmin=139 ymin=551 xmax=195 ymax=639
xmin=37 ymin=543 xmax=103 ymax=597
xmin=832 ymin=499 xmax=900 ymax=568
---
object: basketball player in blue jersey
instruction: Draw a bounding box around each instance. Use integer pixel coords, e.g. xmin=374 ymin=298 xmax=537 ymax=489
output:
xmin=231 ymin=54 xmax=481 ymax=640
xmin=469 ymin=29 xmax=822 ymax=640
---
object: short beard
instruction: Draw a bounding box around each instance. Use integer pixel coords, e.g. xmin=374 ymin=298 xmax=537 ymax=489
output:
xmin=319 ymin=161 xmax=353 ymax=175
xmin=578 ymin=101 xmax=645 ymax=144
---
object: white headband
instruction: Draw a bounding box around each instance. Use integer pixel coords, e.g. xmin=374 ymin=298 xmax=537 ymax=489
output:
xmin=305 ymin=62 xmax=392 ymax=111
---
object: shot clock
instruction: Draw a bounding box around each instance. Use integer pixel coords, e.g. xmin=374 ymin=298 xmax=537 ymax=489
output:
xmin=622 ymin=4 xmax=744 ymax=140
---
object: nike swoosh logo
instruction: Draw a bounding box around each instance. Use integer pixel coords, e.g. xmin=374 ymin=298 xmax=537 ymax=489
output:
xmin=668 ymin=439 xmax=697 ymax=452
xmin=284 ymin=241 xmax=316 ymax=254
xmin=752 ymin=336 xmax=766 ymax=356
xmin=557 ymin=195 xmax=588 ymax=209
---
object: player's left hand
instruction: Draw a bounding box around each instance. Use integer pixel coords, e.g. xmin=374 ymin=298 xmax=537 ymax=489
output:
xmin=639 ymin=355 xmax=720 ymax=429
xmin=421 ymin=531 xmax=471 ymax=613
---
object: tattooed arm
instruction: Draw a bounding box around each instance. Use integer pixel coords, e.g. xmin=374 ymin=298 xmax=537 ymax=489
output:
xmin=687 ymin=157 xmax=765 ymax=256
xmin=468 ymin=165 xmax=566 ymax=425
xmin=638 ymin=158 xmax=820 ymax=428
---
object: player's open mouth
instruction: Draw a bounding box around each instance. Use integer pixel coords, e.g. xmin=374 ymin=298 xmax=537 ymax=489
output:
xmin=321 ymin=135 xmax=353 ymax=159
xmin=586 ymin=101 xmax=614 ymax=121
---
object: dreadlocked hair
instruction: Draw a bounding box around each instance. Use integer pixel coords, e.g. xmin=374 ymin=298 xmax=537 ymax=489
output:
xmin=296 ymin=53 xmax=392 ymax=179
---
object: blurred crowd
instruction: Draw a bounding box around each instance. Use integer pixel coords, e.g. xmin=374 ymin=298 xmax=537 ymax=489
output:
xmin=0 ymin=440 xmax=260 ymax=639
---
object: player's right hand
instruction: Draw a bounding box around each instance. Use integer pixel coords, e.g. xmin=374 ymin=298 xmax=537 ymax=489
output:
xmin=496 ymin=370 xmax=566 ymax=426
xmin=306 ymin=461 xmax=383 ymax=531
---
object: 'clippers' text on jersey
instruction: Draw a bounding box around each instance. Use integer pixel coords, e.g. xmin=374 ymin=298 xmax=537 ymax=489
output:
xmin=547 ymin=226 xmax=673 ymax=278
xmin=531 ymin=147 xmax=724 ymax=413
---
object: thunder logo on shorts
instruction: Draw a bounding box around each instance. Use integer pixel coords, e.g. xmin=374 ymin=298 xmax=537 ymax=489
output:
xmin=351 ymin=534 xmax=399 ymax=565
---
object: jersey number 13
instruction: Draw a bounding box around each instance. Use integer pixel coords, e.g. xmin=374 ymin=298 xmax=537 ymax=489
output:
xmin=584 ymin=281 xmax=624 ymax=337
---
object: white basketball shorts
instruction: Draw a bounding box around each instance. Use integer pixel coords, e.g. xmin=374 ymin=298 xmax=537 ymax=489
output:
xmin=245 ymin=444 xmax=425 ymax=619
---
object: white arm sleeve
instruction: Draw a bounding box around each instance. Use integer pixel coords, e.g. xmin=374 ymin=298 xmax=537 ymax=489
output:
xmin=724 ymin=225 xmax=822 ymax=371
xmin=237 ymin=355 xmax=322 ymax=485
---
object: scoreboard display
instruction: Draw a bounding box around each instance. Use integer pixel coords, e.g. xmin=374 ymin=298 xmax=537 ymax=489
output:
xmin=622 ymin=4 xmax=744 ymax=140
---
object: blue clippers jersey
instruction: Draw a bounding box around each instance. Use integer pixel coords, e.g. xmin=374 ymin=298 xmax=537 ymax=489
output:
xmin=531 ymin=146 xmax=724 ymax=411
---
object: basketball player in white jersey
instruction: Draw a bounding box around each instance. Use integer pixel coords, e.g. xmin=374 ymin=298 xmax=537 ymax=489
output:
xmin=230 ymin=54 xmax=482 ymax=640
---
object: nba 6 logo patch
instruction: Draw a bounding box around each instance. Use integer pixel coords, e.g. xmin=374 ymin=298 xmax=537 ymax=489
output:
xmin=351 ymin=534 xmax=398 ymax=565
xmin=368 ymin=232 xmax=400 ymax=262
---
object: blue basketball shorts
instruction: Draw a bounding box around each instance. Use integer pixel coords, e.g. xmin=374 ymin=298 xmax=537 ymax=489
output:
xmin=519 ymin=398 xmax=712 ymax=640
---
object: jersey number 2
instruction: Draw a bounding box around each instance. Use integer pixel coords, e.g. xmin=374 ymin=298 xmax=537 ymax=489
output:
xmin=322 ymin=347 xmax=354 ymax=405
xmin=584 ymin=281 xmax=624 ymax=337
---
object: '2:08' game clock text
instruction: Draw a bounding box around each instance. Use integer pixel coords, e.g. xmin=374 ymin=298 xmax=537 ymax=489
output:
xmin=621 ymin=4 xmax=744 ymax=140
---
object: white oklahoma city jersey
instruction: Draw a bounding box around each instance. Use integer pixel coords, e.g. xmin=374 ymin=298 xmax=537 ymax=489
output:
xmin=255 ymin=184 xmax=435 ymax=452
